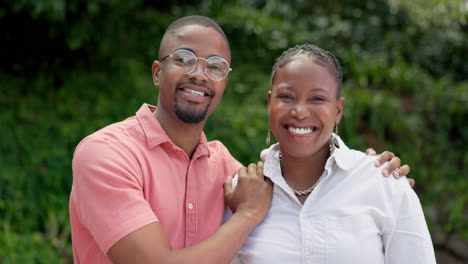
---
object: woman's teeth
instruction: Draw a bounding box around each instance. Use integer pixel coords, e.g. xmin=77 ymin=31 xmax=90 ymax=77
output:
xmin=288 ymin=126 xmax=317 ymax=134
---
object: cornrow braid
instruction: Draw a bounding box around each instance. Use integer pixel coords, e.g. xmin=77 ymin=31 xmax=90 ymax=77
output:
xmin=271 ymin=43 xmax=343 ymax=98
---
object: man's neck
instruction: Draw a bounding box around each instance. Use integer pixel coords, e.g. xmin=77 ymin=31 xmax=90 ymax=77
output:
xmin=154 ymin=108 xmax=205 ymax=159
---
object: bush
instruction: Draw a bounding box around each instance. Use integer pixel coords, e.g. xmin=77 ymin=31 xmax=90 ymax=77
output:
xmin=0 ymin=0 xmax=466 ymax=262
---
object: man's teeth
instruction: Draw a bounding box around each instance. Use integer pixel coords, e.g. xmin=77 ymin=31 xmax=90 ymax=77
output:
xmin=184 ymin=88 xmax=204 ymax=96
xmin=288 ymin=126 xmax=316 ymax=134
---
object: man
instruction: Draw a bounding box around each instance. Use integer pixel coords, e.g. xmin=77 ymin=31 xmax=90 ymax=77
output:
xmin=70 ymin=15 xmax=409 ymax=263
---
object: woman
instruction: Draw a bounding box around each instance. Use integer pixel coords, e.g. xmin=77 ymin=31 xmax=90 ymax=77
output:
xmin=227 ymin=44 xmax=436 ymax=263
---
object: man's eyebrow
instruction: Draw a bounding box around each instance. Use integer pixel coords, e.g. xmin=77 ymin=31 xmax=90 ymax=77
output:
xmin=174 ymin=47 xmax=226 ymax=59
xmin=174 ymin=47 xmax=194 ymax=53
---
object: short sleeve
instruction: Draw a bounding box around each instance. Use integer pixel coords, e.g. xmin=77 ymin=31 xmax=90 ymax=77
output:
xmin=71 ymin=137 xmax=158 ymax=253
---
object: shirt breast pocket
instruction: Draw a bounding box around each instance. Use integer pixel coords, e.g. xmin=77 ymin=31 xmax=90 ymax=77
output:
xmin=325 ymin=214 xmax=384 ymax=263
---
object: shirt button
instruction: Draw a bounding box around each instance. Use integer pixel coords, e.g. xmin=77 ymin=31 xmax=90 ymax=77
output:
xmin=304 ymin=251 xmax=311 ymax=258
xmin=301 ymin=215 xmax=308 ymax=221
xmin=187 ymin=203 xmax=194 ymax=209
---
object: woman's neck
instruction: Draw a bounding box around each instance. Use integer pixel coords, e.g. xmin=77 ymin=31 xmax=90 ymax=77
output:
xmin=279 ymin=143 xmax=330 ymax=195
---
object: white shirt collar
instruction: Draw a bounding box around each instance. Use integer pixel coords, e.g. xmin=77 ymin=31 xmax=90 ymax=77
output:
xmin=260 ymin=135 xmax=360 ymax=179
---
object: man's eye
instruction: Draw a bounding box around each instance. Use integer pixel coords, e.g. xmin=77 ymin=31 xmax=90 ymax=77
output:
xmin=208 ymin=64 xmax=222 ymax=72
xmin=174 ymin=57 xmax=192 ymax=64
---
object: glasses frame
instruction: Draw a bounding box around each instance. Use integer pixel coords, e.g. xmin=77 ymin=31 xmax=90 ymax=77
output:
xmin=160 ymin=49 xmax=232 ymax=81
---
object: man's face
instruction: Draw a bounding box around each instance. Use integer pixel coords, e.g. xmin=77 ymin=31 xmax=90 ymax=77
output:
xmin=153 ymin=25 xmax=230 ymax=124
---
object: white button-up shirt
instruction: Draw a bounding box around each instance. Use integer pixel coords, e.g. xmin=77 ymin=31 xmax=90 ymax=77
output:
xmin=225 ymin=137 xmax=436 ymax=264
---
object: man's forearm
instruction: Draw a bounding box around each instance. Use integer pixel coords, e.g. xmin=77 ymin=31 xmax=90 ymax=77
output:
xmin=168 ymin=211 xmax=259 ymax=264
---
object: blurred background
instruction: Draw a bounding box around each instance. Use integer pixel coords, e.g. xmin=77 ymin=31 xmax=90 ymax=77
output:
xmin=0 ymin=0 xmax=466 ymax=263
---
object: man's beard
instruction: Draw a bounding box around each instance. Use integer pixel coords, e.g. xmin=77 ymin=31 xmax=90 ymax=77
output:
xmin=172 ymin=81 xmax=216 ymax=124
xmin=174 ymin=97 xmax=211 ymax=124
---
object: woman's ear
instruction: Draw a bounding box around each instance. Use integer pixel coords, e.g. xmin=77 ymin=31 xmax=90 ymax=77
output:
xmin=151 ymin=61 xmax=161 ymax=86
xmin=335 ymin=97 xmax=345 ymax=124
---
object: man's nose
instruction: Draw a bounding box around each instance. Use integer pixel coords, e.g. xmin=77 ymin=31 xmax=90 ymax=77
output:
xmin=186 ymin=59 xmax=208 ymax=83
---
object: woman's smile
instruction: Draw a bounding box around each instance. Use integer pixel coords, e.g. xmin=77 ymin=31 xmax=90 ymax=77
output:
xmin=283 ymin=123 xmax=319 ymax=136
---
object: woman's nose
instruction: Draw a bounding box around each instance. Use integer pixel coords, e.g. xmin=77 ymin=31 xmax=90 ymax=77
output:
xmin=290 ymin=103 xmax=310 ymax=119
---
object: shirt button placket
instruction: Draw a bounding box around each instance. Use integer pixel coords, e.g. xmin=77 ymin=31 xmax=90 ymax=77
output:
xmin=185 ymin=163 xmax=197 ymax=246
xmin=301 ymin=214 xmax=313 ymax=263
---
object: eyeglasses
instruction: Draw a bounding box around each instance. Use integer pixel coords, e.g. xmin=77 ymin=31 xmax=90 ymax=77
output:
xmin=160 ymin=49 xmax=232 ymax=81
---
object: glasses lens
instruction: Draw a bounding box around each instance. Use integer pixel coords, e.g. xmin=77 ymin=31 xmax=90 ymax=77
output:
xmin=206 ymin=57 xmax=230 ymax=80
xmin=171 ymin=50 xmax=197 ymax=73
xmin=169 ymin=50 xmax=230 ymax=81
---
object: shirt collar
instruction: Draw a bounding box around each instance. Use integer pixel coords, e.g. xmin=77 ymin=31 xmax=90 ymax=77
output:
xmin=261 ymin=134 xmax=357 ymax=179
xmin=136 ymin=103 xmax=210 ymax=156
xmin=331 ymin=134 xmax=357 ymax=171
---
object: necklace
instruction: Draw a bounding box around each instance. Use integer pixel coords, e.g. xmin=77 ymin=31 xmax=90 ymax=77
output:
xmin=279 ymin=152 xmax=320 ymax=196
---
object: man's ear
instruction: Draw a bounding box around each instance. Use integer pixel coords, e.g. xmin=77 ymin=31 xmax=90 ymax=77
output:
xmin=151 ymin=61 xmax=161 ymax=86
xmin=335 ymin=97 xmax=345 ymax=124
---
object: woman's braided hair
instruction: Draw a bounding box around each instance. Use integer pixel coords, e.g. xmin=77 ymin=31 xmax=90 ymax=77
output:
xmin=271 ymin=43 xmax=343 ymax=98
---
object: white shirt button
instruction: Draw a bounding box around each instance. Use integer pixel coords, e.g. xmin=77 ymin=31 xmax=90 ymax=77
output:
xmin=187 ymin=203 xmax=194 ymax=209
xmin=301 ymin=215 xmax=308 ymax=220
xmin=304 ymin=251 xmax=311 ymax=258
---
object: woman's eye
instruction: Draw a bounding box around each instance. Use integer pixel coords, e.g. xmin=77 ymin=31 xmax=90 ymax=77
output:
xmin=278 ymin=94 xmax=293 ymax=100
xmin=312 ymin=97 xmax=326 ymax=101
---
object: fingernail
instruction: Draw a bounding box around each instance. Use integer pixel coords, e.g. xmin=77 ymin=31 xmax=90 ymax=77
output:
xmin=375 ymin=161 xmax=381 ymax=166
xmin=383 ymin=169 xmax=389 ymax=176
xmin=394 ymin=171 xmax=400 ymax=178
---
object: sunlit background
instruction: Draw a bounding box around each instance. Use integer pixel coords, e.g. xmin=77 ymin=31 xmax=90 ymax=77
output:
xmin=1 ymin=0 xmax=466 ymax=263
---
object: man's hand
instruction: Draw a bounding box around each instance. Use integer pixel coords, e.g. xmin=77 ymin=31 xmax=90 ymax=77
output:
xmin=224 ymin=161 xmax=273 ymax=225
xmin=365 ymin=148 xmax=414 ymax=187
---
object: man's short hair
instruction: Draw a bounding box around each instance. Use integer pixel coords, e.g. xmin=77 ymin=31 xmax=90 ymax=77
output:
xmin=158 ymin=15 xmax=229 ymax=59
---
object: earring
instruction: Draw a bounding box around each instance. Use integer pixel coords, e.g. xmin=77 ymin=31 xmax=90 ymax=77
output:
xmin=266 ymin=126 xmax=271 ymax=145
xmin=330 ymin=123 xmax=340 ymax=152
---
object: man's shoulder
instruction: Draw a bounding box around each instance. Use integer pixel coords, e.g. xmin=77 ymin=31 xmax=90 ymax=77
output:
xmin=73 ymin=116 xmax=145 ymax=161
xmin=78 ymin=116 xmax=140 ymax=146
xmin=206 ymin=140 xmax=242 ymax=169
xmin=206 ymin=139 xmax=231 ymax=155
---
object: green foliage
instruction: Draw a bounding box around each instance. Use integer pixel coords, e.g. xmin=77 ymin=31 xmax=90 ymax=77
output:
xmin=0 ymin=0 xmax=466 ymax=262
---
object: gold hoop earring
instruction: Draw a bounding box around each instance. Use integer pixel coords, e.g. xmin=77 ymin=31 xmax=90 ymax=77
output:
xmin=266 ymin=126 xmax=271 ymax=145
xmin=330 ymin=123 xmax=340 ymax=151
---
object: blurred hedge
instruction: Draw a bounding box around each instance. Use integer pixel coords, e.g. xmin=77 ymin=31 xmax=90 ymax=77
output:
xmin=0 ymin=0 xmax=466 ymax=263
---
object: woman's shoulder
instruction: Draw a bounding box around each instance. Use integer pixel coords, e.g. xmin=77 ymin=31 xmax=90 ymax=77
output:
xmin=335 ymin=145 xmax=411 ymax=194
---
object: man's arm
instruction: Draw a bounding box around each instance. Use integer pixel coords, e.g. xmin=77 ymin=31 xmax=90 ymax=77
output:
xmin=108 ymin=162 xmax=272 ymax=264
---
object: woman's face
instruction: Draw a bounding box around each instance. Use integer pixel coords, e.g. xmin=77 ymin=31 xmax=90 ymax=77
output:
xmin=268 ymin=56 xmax=345 ymax=159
